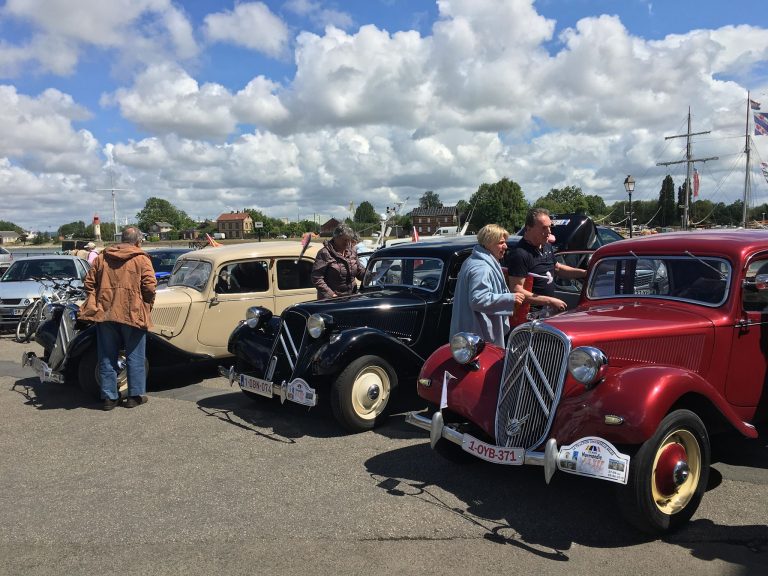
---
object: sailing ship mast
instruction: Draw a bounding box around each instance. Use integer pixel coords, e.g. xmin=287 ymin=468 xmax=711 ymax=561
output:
xmin=743 ymin=92 xmax=753 ymax=228
xmin=657 ymin=108 xmax=718 ymax=230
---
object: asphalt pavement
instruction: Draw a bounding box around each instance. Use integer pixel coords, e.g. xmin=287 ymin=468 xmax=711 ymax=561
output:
xmin=0 ymin=334 xmax=766 ymax=576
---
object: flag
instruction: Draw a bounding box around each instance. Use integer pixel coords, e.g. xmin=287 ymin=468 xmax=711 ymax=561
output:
xmin=693 ymin=168 xmax=700 ymax=198
xmin=761 ymin=162 xmax=768 ymax=183
xmin=750 ymin=99 xmax=761 ymax=110
xmin=411 ymin=227 xmax=419 ymax=242
xmin=755 ymin=112 xmax=768 ymax=136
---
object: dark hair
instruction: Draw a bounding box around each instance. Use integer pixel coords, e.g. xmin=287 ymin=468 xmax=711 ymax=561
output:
xmin=122 ymin=226 xmax=142 ymax=244
xmin=525 ymin=207 xmax=550 ymax=228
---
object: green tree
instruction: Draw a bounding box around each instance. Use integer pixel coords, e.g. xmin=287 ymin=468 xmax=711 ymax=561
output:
xmin=584 ymin=194 xmax=607 ymax=217
xmin=136 ymin=197 xmax=194 ymax=233
xmin=354 ymin=201 xmax=378 ymax=224
xmin=58 ymin=221 xmax=87 ymax=238
xmin=419 ymin=190 xmax=443 ymax=209
xmin=534 ymin=186 xmax=589 ymax=214
xmin=658 ymin=175 xmax=677 ymax=226
xmin=0 ymin=220 xmax=24 ymax=233
xmin=467 ymin=178 xmax=528 ymax=232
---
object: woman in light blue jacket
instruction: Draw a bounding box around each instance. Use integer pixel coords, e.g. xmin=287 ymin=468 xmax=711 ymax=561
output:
xmin=449 ymin=224 xmax=524 ymax=347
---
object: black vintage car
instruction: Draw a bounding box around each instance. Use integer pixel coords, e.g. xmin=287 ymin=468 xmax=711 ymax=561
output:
xmin=220 ymin=237 xmax=476 ymax=432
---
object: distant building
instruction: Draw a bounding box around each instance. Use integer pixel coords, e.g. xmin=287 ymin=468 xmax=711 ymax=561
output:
xmin=0 ymin=231 xmax=19 ymax=244
xmin=216 ymin=211 xmax=254 ymax=239
xmin=150 ymin=221 xmax=174 ymax=240
xmin=409 ymin=207 xmax=458 ymax=235
xmin=319 ymin=218 xmax=341 ymax=236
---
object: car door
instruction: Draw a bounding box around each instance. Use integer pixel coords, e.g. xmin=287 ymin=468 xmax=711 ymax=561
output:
xmin=725 ymin=255 xmax=768 ymax=407
xmin=273 ymin=257 xmax=316 ymax=313
xmin=197 ymin=259 xmax=274 ymax=348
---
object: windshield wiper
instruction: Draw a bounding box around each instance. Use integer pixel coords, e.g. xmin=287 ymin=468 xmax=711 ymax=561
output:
xmin=684 ymin=251 xmax=727 ymax=279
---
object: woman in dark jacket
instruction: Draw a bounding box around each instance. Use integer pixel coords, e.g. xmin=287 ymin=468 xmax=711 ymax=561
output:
xmin=311 ymin=224 xmax=365 ymax=299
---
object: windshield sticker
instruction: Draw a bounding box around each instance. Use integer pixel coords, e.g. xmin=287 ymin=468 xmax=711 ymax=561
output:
xmin=557 ymin=436 xmax=630 ymax=484
xmin=551 ymin=219 xmax=570 ymax=226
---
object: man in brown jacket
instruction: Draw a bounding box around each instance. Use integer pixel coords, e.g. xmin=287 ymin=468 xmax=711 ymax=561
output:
xmin=79 ymin=226 xmax=157 ymax=410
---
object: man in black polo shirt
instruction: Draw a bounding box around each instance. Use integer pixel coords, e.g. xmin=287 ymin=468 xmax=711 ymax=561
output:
xmin=505 ymin=208 xmax=586 ymax=313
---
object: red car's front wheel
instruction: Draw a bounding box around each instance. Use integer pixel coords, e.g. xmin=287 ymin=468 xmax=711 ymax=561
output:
xmin=615 ymin=409 xmax=710 ymax=534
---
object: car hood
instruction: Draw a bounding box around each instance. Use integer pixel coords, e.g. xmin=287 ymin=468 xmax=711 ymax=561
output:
xmin=0 ymin=280 xmax=46 ymax=299
xmin=289 ymin=288 xmax=430 ymax=336
xmin=150 ymin=286 xmax=194 ymax=337
xmin=544 ymin=302 xmax=714 ymax=372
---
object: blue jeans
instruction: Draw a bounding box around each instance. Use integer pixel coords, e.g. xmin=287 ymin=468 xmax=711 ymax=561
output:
xmin=96 ymin=322 xmax=147 ymax=400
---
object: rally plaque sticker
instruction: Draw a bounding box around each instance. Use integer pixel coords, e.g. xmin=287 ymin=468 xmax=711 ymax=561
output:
xmin=557 ymin=437 xmax=630 ymax=485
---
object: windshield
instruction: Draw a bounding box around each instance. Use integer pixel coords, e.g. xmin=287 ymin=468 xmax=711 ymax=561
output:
xmin=168 ymin=259 xmax=213 ymax=291
xmin=587 ymin=255 xmax=731 ymax=306
xmin=362 ymin=257 xmax=444 ymax=291
xmin=1 ymin=259 xmax=78 ymax=281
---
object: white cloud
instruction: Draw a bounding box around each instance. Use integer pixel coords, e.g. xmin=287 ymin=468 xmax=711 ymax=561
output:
xmin=203 ymin=2 xmax=289 ymax=57
xmin=102 ymin=63 xmax=237 ymax=139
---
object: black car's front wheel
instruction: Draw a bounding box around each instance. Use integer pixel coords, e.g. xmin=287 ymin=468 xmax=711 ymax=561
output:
xmin=331 ymin=355 xmax=396 ymax=432
xmin=615 ymin=409 xmax=710 ymax=534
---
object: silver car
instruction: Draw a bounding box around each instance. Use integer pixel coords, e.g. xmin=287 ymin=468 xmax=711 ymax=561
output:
xmin=0 ymin=255 xmax=89 ymax=327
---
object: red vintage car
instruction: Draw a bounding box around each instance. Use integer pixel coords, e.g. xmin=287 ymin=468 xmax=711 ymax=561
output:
xmin=406 ymin=230 xmax=768 ymax=534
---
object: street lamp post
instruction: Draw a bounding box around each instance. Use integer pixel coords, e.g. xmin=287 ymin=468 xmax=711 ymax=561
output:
xmin=624 ymin=175 xmax=635 ymax=238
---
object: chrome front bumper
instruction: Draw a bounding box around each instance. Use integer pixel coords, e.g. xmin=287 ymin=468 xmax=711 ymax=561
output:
xmin=404 ymin=410 xmax=559 ymax=483
xmin=218 ymin=364 xmax=317 ymax=407
xmin=21 ymin=351 xmax=64 ymax=384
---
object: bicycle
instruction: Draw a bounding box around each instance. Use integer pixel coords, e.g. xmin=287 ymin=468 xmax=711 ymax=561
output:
xmin=15 ymin=277 xmax=85 ymax=343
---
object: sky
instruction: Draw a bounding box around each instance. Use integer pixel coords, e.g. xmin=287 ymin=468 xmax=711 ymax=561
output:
xmin=1 ymin=0 xmax=767 ymax=232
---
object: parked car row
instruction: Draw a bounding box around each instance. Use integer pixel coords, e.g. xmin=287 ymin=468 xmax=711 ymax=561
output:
xmin=18 ymin=224 xmax=768 ymax=536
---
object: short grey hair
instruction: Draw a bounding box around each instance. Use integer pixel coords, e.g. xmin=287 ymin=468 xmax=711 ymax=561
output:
xmin=332 ymin=224 xmax=356 ymax=239
xmin=122 ymin=226 xmax=142 ymax=244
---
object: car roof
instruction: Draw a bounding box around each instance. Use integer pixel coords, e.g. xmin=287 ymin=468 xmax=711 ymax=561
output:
xmin=374 ymin=236 xmax=522 ymax=258
xmin=594 ymin=229 xmax=768 ymax=262
xmin=175 ymin=241 xmax=322 ymax=264
xmin=11 ymin=254 xmax=86 ymax=262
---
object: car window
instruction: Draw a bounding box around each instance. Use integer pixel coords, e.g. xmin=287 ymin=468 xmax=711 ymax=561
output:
xmin=275 ymin=258 xmax=313 ymax=290
xmin=168 ymin=259 xmax=213 ymax=291
xmin=363 ymin=257 xmax=443 ymax=291
xmin=588 ymin=256 xmax=729 ymax=306
xmin=149 ymin=251 xmax=185 ymax=274
xmin=743 ymin=259 xmax=768 ymax=312
xmin=595 ymin=227 xmax=624 ymax=246
xmin=215 ymin=260 xmax=269 ymax=293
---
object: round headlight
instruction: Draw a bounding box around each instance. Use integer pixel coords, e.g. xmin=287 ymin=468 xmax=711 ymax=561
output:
xmin=568 ymin=346 xmax=608 ymax=388
xmin=307 ymin=314 xmax=326 ymax=338
xmin=450 ymin=332 xmax=484 ymax=364
xmin=245 ymin=306 xmax=272 ymax=329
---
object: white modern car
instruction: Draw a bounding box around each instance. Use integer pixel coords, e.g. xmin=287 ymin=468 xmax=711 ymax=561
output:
xmin=0 ymin=255 xmax=89 ymax=327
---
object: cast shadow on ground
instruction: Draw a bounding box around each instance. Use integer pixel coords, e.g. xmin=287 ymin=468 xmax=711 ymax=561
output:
xmin=194 ymin=380 xmax=431 ymax=442
xmin=364 ymin=442 xmax=768 ymax=568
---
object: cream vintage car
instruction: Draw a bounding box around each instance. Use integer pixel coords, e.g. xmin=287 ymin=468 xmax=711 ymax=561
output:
xmin=22 ymin=240 xmax=321 ymax=398
xmin=150 ymin=241 xmax=321 ymax=362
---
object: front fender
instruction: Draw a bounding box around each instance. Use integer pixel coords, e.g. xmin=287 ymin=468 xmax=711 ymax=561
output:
xmin=417 ymin=343 xmax=506 ymax=439
xmin=551 ymin=365 xmax=758 ymax=446
xmin=309 ymin=327 xmax=424 ymax=384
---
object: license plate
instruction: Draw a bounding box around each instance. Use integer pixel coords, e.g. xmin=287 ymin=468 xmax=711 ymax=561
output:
xmin=239 ymin=374 xmax=274 ymax=398
xmin=461 ymin=434 xmax=523 ymax=465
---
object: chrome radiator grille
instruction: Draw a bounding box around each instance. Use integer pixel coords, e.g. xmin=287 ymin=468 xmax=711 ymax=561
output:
xmin=495 ymin=323 xmax=570 ymax=450
xmin=268 ymin=309 xmax=308 ymax=382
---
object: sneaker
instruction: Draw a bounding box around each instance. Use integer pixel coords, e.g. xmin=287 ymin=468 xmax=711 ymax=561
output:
xmin=123 ymin=395 xmax=148 ymax=408
xmin=102 ymin=398 xmax=120 ymax=411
